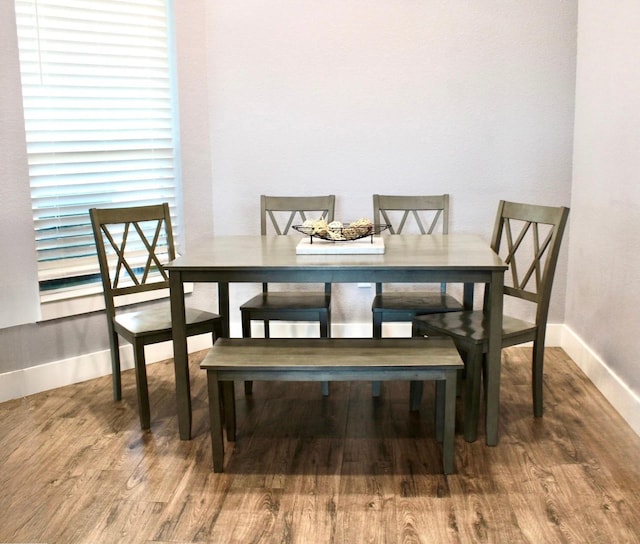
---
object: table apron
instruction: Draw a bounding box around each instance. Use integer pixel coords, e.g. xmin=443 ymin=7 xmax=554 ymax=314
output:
xmin=171 ymin=269 xmax=496 ymax=283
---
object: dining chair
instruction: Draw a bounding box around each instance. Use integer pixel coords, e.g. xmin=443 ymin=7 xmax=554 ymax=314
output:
xmin=411 ymin=200 xmax=570 ymax=442
xmin=370 ymin=194 xmax=463 ymax=396
xmin=239 ymin=195 xmax=335 ymax=395
xmin=90 ymin=203 xmax=223 ymax=430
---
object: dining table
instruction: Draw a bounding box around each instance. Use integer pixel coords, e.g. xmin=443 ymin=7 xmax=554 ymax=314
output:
xmin=166 ymin=233 xmax=507 ymax=445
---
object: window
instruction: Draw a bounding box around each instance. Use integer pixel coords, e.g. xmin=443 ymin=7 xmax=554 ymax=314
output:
xmin=15 ymin=0 xmax=181 ymax=302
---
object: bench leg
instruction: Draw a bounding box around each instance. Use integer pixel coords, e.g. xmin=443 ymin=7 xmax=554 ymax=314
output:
xmin=435 ymin=372 xmax=458 ymax=474
xmin=206 ymin=370 xmax=225 ymax=472
xmin=463 ymin=349 xmax=483 ymax=443
xmin=222 ymin=381 xmax=236 ymax=441
xmin=435 ymin=380 xmax=444 ymax=443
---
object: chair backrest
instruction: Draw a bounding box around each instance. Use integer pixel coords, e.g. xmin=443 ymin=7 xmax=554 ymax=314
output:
xmin=490 ymin=200 xmax=570 ymax=325
xmin=373 ymin=194 xmax=449 ymax=235
xmin=260 ymin=195 xmax=335 ymax=235
xmin=90 ymin=203 xmax=175 ymax=318
xmin=260 ymin=195 xmax=335 ymax=294
xmin=373 ymin=194 xmax=450 ymax=295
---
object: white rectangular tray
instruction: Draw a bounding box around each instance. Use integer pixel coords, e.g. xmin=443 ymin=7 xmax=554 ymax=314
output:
xmin=296 ymin=236 xmax=385 ymax=254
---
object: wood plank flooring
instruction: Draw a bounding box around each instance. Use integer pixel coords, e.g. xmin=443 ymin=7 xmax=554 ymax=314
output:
xmin=1 ymin=347 xmax=640 ymax=543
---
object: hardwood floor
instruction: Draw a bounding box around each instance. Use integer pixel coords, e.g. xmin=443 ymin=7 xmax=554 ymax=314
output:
xmin=1 ymin=347 xmax=640 ymax=543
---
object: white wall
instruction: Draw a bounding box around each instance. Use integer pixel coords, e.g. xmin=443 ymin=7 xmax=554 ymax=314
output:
xmin=0 ymin=0 xmax=40 ymax=328
xmin=1 ymin=2 xmax=579 ymax=400
xmin=566 ymin=2 xmax=640 ymax=420
xmin=201 ymin=0 xmax=576 ymax=326
xmin=3 ymin=0 xmax=639 ymax=439
xmin=174 ymin=0 xmax=216 ymax=251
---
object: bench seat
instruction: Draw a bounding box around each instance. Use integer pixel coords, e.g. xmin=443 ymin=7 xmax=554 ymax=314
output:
xmin=201 ymin=337 xmax=464 ymax=474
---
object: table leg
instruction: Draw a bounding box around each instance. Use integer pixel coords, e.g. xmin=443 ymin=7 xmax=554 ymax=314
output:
xmin=463 ymin=282 xmax=475 ymax=311
xmin=170 ymin=271 xmax=191 ymax=440
xmin=218 ymin=282 xmax=230 ymax=338
xmin=485 ymin=269 xmax=504 ymax=446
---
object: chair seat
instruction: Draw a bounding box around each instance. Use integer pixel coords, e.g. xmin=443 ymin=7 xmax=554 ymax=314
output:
xmin=413 ymin=309 xmax=538 ymax=443
xmin=115 ymin=305 xmax=220 ymax=338
xmin=240 ymin=292 xmax=331 ymax=312
xmin=372 ymin=292 xmax=462 ymax=315
xmin=413 ymin=310 xmax=537 ymax=349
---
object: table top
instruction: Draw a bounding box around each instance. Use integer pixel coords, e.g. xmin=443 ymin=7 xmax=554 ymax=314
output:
xmin=166 ymin=233 xmax=506 ymax=273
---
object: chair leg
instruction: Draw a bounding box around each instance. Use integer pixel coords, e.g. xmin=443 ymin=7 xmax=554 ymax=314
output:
xmin=373 ymin=312 xmax=383 ymax=339
xmin=108 ymin=328 xmax=122 ymax=401
xmin=244 ymin=381 xmax=253 ymax=395
xmin=212 ymin=321 xmax=223 ymax=344
xmin=320 ymin=311 xmax=330 ymax=338
xmin=532 ymin=339 xmax=545 ymax=417
xmin=241 ymin=311 xmax=251 ymax=339
xmin=411 ymin=320 xmax=423 ymax=337
xmin=241 ymin=311 xmax=254 ymax=395
xmin=321 ymin=311 xmax=330 ymax=396
xmin=133 ymin=342 xmax=151 ymax=430
xmin=409 ymin=381 xmax=424 ymax=411
xmin=462 ymin=348 xmax=483 ymax=442
xmin=371 ymin=312 xmax=383 ymax=396
xmin=371 ymin=381 xmax=382 ymax=397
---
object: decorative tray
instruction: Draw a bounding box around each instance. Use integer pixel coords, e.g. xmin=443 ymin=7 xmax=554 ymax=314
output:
xmin=293 ymin=219 xmax=389 ymax=243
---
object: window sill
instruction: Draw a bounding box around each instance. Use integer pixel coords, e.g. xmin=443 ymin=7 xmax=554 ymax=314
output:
xmin=39 ymin=284 xmax=194 ymax=321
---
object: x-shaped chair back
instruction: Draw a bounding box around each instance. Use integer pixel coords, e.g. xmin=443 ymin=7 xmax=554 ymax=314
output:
xmin=259 ymin=194 xmax=335 ymax=296
xmin=373 ymin=194 xmax=451 ymax=297
xmin=90 ymin=203 xmax=176 ymax=317
xmin=490 ymin=200 xmax=570 ymax=320
xmin=261 ymin=195 xmax=335 ymax=235
xmin=374 ymin=194 xmax=449 ymax=235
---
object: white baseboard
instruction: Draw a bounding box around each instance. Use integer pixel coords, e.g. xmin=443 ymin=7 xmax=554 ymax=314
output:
xmin=0 ymin=334 xmax=213 ymax=403
xmin=560 ymin=326 xmax=640 ymax=437
xmin=0 ymin=322 xmax=562 ymax=403
xmin=1 ymin=322 xmax=639 ymax=440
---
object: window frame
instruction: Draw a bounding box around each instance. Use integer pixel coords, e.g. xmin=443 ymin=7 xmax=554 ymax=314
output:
xmin=14 ymin=0 xmax=184 ymax=319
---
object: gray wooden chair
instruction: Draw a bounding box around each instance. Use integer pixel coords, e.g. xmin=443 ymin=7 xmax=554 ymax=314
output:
xmin=239 ymin=195 xmax=335 ymax=395
xmin=370 ymin=194 xmax=463 ymax=395
xmin=412 ymin=200 xmax=570 ymax=442
xmin=90 ymin=203 xmax=222 ymax=430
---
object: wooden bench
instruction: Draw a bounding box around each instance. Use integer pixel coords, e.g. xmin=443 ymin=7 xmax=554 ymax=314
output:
xmin=200 ymin=337 xmax=464 ymax=474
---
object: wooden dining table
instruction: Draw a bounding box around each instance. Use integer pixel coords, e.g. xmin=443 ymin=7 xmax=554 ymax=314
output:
xmin=166 ymin=233 xmax=507 ymax=445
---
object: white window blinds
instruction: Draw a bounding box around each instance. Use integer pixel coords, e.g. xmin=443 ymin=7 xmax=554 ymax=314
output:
xmin=15 ymin=0 xmax=180 ymax=291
